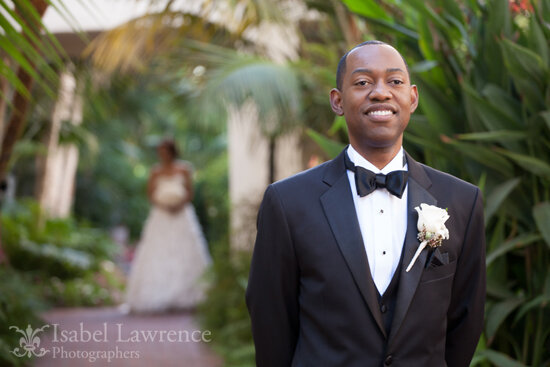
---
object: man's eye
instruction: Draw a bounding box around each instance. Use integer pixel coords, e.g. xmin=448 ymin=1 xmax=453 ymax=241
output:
xmin=355 ymin=81 xmax=368 ymax=86
xmin=390 ymin=80 xmax=404 ymax=85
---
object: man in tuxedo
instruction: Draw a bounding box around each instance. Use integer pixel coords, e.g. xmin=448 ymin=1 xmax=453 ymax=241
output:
xmin=246 ymin=41 xmax=486 ymax=367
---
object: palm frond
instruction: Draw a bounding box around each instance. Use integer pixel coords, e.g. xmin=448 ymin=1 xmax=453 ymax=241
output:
xmin=180 ymin=40 xmax=302 ymax=137
xmin=84 ymin=0 xmax=290 ymax=73
xmin=0 ymin=0 xmax=71 ymax=97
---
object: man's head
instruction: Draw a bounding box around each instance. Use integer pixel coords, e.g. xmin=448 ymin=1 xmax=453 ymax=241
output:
xmin=330 ymin=41 xmax=418 ymax=155
xmin=336 ymin=40 xmax=411 ymax=91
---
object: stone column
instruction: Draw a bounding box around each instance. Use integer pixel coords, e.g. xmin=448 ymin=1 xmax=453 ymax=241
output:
xmin=228 ymin=101 xmax=303 ymax=250
xmin=38 ymin=68 xmax=82 ymax=218
xmin=227 ymin=9 xmax=306 ymax=250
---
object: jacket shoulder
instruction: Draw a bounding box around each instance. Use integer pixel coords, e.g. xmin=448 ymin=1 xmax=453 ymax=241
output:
xmin=273 ymin=161 xmax=329 ymax=188
xmin=264 ymin=160 xmax=334 ymax=204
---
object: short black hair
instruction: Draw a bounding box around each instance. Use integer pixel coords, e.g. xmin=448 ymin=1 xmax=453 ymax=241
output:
xmin=335 ymin=40 xmax=410 ymax=90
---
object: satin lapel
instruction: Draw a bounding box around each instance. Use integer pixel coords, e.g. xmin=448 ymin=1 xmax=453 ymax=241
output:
xmin=388 ymin=158 xmax=437 ymax=342
xmin=320 ymin=173 xmax=387 ymax=338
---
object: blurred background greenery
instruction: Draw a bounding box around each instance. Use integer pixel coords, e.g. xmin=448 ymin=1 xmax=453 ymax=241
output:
xmin=1 ymin=0 xmax=550 ymax=366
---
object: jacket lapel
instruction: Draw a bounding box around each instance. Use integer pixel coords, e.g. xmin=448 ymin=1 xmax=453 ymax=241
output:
xmin=320 ymin=150 xmax=387 ymax=338
xmin=388 ymin=152 xmax=437 ymax=342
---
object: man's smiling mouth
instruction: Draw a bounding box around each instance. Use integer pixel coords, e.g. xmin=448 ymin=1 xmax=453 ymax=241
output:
xmin=367 ymin=110 xmax=394 ymax=116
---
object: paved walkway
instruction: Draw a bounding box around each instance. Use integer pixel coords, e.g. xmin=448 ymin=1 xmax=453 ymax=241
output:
xmin=32 ymin=307 xmax=222 ymax=367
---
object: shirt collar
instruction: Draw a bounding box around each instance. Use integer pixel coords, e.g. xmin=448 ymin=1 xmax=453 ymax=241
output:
xmin=346 ymin=145 xmax=407 ymax=174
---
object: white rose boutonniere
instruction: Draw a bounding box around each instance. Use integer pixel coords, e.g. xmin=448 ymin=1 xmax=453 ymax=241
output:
xmin=405 ymin=203 xmax=450 ymax=272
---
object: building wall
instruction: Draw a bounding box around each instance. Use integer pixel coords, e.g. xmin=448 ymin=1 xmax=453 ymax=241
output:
xmin=228 ymin=101 xmax=303 ymax=250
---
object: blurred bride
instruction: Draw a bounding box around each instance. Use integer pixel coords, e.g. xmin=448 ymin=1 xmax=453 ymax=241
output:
xmin=125 ymin=139 xmax=211 ymax=313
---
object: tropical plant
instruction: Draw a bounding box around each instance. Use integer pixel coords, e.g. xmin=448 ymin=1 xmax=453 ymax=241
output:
xmin=1 ymin=199 xmax=124 ymax=306
xmin=74 ymin=69 xmax=228 ymax=243
xmin=306 ymin=0 xmax=550 ymax=365
xmin=84 ymin=0 xmax=305 ymax=183
xmin=80 ymin=0 xmax=550 ymax=365
xmin=0 ymin=0 xmax=80 ymax=270
xmin=0 ymin=0 xmax=73 ymax=183
xmin=0 ymin=266 xmax=46 ymax=367
xmin=175 ymin=40 xmax=303 ymax=182
xmin=198 ymin=243 xmax=254 ymax=367
xmin=84 ymin=0 xmax=289 ymax=73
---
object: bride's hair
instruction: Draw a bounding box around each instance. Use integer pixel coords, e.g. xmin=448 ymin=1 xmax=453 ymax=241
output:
xmin=158 ymin=138 xmax=179 ymax=159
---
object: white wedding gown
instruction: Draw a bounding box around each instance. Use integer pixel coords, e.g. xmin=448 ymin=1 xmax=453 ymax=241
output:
xmin=125 ymin=173 xmax=211 ymax=312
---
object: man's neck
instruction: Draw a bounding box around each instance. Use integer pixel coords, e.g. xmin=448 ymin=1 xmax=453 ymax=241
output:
xmin=349 ymin=143 xmax=402 ymax=170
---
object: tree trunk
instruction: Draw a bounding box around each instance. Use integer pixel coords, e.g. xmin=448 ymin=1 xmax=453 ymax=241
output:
xmin=0 ymin=59 xmax=8 ymax=264
xmin=0 ymin=58 xmax=9 ymax=145
xmin=0 ymin=0 xmax=49 ymax=184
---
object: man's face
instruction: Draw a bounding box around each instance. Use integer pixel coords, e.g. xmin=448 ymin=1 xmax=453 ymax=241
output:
xmin=330 ymin=44 xmax=419 ymax=152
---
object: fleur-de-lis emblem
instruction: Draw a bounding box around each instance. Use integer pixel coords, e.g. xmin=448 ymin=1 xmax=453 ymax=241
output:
xmin=10 ymin=324 xmax=50 ymax=358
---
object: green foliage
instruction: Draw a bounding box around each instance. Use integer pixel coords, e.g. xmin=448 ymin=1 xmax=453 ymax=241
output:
xmin=0 ymin=0 xmax=69 ymax=99
xmin=75 ymin=72 xmax=228 ymax=246
xmin=306 ymin=128 xmax=345 ymax=159
xmin=2 ymin=199 xmax=118 ymax=277
xmin=1 ymin=199 xmax=123 ymax=306
xmin=534 ymin=202 xmax=550 ymax=248
xmin=42 ymin=261 xmax=125 ymax=307
xmin=194 ymin=152 xmax=230 ymax=246
xmin=198 ymin=243 xmax=254 ymax=367
xmin=307 ymin=0 xmax=550 ymax=365
xmin=0 ymin=266 xmax=46 ymax=367
xmin=182 ymin=40 xmax=303 ymax=138
xmin=73 ymin=74 xmax=154 ymax=239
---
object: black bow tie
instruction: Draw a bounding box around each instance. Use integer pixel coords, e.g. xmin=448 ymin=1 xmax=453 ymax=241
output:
xmin=344 ymin=152 xmax=408 ymax=199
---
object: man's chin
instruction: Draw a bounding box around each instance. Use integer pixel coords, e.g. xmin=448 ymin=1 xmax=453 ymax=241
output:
xmin=362 ymin=134 xmax=403 ymax=149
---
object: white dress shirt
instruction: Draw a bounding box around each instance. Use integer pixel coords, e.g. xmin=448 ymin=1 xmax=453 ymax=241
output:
xmin=346 ymin=145 xmax=408 ymax=295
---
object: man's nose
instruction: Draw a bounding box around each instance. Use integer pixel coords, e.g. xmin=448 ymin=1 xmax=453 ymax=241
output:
xmin=368 ymin=80 xmax=391 ymax=100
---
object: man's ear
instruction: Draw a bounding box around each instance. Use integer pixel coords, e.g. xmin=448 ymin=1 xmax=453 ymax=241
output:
xmin=410 ymin=85 xmax=419 ymax=113
xmin=330 ymin=88 xmax=344 ymax=116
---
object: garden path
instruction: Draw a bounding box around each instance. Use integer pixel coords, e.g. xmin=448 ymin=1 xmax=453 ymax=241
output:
xmin=32 ymin=307 xmax=222 ymax=367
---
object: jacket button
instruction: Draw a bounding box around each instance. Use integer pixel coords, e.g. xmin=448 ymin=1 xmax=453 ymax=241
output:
xmin=380 ymin=304 xmax=388 ymax=313
xmin=384 ymin=355 xmax=393 ymax=365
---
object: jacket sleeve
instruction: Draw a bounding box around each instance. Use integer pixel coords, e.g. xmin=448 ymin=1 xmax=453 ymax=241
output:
xmin=445 ymin=187 xmax=486 ymax=367
xmin=246 ymin=185 xmax=300 ymax=367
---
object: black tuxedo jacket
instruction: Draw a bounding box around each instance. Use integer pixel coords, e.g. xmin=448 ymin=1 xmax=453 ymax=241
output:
xmin=246 ymin=149 xmax=486 ymax=367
